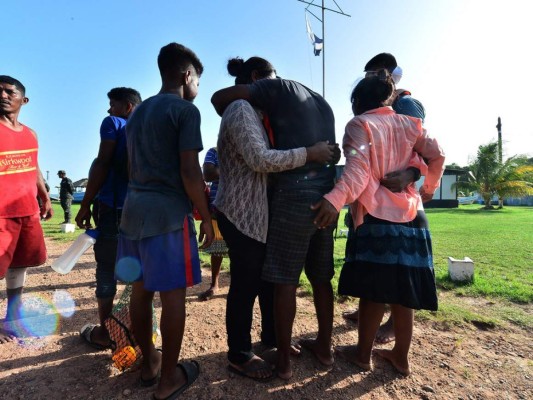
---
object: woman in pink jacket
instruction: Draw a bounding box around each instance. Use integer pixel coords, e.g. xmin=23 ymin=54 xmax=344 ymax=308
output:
xmin=312 ymin=69 xmax=445 ymax=376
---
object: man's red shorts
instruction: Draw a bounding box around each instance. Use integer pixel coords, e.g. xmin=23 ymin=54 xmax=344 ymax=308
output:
xmin=0 ymin=214 xmax=47 ymax=279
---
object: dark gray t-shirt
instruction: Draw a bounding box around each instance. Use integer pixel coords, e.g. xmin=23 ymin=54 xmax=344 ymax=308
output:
xmin=249 ymin=78 xmax=336 ymax=190
xmin=120 ymin=94 xmax=203 ymax=240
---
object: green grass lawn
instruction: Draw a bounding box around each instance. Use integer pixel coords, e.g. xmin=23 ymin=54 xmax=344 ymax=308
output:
xmin=429 ymin=205 xmax=532 ymax=304
xmin=44 ymin=202 xmax=532 ymax=329
xmin=41 ymin=202 xmax=83 ymax=242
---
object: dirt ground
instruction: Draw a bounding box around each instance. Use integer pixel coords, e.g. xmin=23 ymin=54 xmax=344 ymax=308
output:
xmin=0 ymin=238 xmax=532 ymax=400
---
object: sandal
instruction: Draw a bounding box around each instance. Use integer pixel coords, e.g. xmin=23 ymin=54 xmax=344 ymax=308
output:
xmin=228 ymin=356 xmax=274 ymax=382
xmin=198 ymin=288 xmax=216 ymax=301
xmin=139 ymin=349 xmax=163 ymax=387
xmin=153 ymin=360 xmax=200 ymax=400
xmin=80 ymin=323 xmax=113 ymax=351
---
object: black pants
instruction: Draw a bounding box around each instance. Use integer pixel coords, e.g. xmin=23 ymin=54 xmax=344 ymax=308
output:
xmin=217 ymin=212 xmax=276 ymax=365
xmin=60 ymin=197 xmax=72 ymax=223
xmin=94 ymin=203 xmax=121 ymax=299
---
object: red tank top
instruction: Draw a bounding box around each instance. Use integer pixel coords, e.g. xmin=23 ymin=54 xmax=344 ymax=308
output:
xmin=0 ymin=122 xmax=39 ymax=218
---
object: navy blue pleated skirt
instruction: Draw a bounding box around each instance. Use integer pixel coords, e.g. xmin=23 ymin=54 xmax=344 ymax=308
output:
xmin=338 ymin=211 xmax=438 ymax=311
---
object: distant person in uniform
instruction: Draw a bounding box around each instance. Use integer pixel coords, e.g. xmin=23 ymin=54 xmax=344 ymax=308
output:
xmin=0 ymin=75 xmax=53 ymax=344
xmin=57 ymin=170 xmax=74 ymax=224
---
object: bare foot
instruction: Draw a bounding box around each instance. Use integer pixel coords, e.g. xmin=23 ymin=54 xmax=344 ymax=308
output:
xmin=229 ymin=355 xmax=273 ymax=381
xmin=90 ymin=325 xmax=113 ymax=348
xmin=299 ymin=338 xmax=334 ymax=367
xmin=335 ymin=345 xmax=371 ymax=371
xmin=259 ymin=342 xmax=302 ymax=365
xmin=290 ymin=341 xmax=301 ymax=356
xmin=276 ymin=353 xmax=292 ymax=380
xmin=342 ymin=309 xmax=359 ymax=323
xmin=375 ymin=316 xmax=395 ymax=344
xmin=0 ymin=324 xmax=17 ymax=344
xmin=374 ymin=348 xmax=410 ymax=376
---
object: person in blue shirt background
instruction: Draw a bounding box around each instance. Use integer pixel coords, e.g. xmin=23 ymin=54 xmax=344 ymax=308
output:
xmin=198 ymin=147 xmax=229 ymax=301
xmin=75 ymin=87 xmax=142 ymax=350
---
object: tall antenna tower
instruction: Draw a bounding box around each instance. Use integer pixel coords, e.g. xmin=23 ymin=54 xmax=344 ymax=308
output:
xmin=297 ymin=0 xmax=350 ymax=98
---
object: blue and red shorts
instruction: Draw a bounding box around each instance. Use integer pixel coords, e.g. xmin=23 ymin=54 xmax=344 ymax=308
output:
xmin=116 ymin=218 xmax=201 ymax=292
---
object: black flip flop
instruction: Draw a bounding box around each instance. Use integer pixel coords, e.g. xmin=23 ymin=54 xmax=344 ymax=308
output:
xmin=139 ymin=349 xmax=162 ymax=387
xmin=152 ymin=360 xmax=200 ymax=400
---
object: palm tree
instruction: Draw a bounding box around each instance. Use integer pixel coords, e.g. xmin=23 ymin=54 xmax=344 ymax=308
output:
xmin=453 ymin=142 xmax=533 ymax=209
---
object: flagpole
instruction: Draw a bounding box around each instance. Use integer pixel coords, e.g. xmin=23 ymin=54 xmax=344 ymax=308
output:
xmin=297 ymin=0 xmax=350 ymax=99
xmin=322 ymin=0 xmax=325 ymax=97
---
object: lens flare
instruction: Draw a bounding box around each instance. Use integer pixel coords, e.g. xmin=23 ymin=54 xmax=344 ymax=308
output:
xmin=11 ymin=295 xmax=59 ymax=338
xmin=52 ymin=290 xmax=76 ymax=318
xmin=115 ymin=257 xmax=142 ymax=283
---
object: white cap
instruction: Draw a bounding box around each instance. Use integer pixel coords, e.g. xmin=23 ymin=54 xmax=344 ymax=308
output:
xmin=392 ymin=66 xmax=403 ymax=84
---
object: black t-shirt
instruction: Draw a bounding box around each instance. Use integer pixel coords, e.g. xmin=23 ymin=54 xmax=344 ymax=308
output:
xmin=249 ymin=78 xmax=336 ymax=190
xmin=60 ymin=177 xmax=74 ymax=199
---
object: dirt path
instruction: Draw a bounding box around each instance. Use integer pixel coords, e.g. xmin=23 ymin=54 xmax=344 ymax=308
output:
xmin=0 ymin=238 xmax=531 ymax=400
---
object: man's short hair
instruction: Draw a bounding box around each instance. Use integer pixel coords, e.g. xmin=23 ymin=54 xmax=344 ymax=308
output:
xmin=107 ymin=87 xmax=142 ymax=106
xmin=0 ymin=75 xmax=26 ymax=95
xmin=364 ymin=53 xmax=397 ymax=73
xmin=57 ymin=170 xmax=66 ymax=175
xmin=157 ymin=43 xmax=204 ymax=77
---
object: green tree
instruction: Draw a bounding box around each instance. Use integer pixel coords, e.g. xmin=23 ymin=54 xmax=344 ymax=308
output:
xmin=453 ymin=142 xmax=533 ymax=209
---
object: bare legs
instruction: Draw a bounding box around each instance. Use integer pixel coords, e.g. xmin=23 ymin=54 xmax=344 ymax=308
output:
xmin=130 ymin=282 xmax=187 ymax=399
xmin=374 ymin=304 xmax=413 ymax=375
xmin=342 ymin=307 xmax=395 ymax=344
xmin=337 ymin=299 xmax=413 ymax=376
xmin=273 ymin=284 xmax=297 ymax=379
xmin=0 ymin=287 xmax=22 ymax=344
xmin=199 ymin=255 xmax=222 ymax=301
xmin=274 ymin=280 xmax=334 ymax=379
xmin=87 ymin=297 xmax=114 ymax=347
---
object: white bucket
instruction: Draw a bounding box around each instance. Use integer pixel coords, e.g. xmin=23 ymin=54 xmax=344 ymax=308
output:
xmin=60 ymin=223 xmax=76 ymax=233
xmin=447 ymin=257 xmax=474 ymax=282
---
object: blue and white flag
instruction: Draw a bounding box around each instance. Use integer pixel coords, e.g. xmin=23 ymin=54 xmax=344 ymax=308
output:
xmin=306 ymin=14 xmax=323 ymax=56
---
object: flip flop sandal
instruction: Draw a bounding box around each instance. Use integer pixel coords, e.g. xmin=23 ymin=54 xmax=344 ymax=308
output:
xmin=152 ymin=360 xmax=200 ymax=400
xmin=227 ymin=358 xmax=275 ymax=382
xmin=80 ymin=323 xmax=113 ymax=351
xmin=198 ymin=288 xmax=216 ymax=301
xmin=139 ymin=349 xmax=163 ymax=387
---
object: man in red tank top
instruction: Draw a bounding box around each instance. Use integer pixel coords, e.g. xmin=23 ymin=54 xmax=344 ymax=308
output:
xmin=0 ymin=76 xmax=52 ymax=344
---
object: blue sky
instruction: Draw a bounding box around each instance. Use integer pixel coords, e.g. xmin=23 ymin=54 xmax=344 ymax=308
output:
xmin=2 ymin=0 xmax=531 ymax=188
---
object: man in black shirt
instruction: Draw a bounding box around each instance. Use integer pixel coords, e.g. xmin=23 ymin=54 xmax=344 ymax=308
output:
xmin=57 ymin=170 xmax=74 ymax=224
xmin=212 ymin=68 xmax=337 ymax=380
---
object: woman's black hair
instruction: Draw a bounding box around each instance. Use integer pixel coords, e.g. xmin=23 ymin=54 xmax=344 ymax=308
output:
xmin=227 ymin=56 xmax=276 ymax=85
xmin=350 ymin=69 xmax=395 ymax=115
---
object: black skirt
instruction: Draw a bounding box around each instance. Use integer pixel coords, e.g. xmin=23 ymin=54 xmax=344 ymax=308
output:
xmin=338 ymin=211 xmax=438 ymax=311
